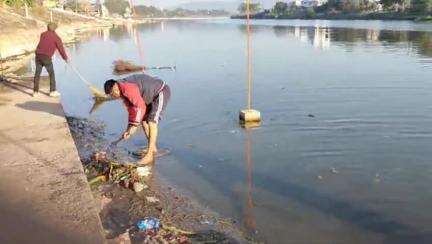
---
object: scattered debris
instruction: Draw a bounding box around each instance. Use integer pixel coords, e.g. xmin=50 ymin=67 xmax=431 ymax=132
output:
xmin=146 ymin=196 xmax=159 ymax=203
xmin=330 ymin=167 xmax=339 ymax=174
xmin=374 ymin=173 xmax=381 ymax=183
xmin=200 ymin=215 xmax=216 ymax=226
xmin=100 ymin=195 xmax=112 ymax=210
xmin=89 ymin=175 xmax=107 ymax=187
xmin=137 ymin=218 xmax=161 ymax=232
xmin=86 ymin=149 xmax=152 ymax=193
xmin=133 ymin=182 xmax=145 ymax=193
xmin=136 ymin=166 xmax=151 ymax=177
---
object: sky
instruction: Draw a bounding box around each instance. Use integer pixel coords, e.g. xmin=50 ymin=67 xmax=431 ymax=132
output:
xmin=134 ymin=0 xmax=278 ymax=9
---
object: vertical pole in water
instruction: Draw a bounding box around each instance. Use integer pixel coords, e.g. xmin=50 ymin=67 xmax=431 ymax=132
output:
xmin=239 ymin=0 xmax=261 ymax=127
xmin=246 ymin=0 xmax=252 ymax=111
xmin=129 ymin=0 xmax=145 ymax=69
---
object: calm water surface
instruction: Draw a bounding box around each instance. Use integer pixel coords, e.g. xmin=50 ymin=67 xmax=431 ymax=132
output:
xmin=41 ymin=19 xmax=432 ymax=243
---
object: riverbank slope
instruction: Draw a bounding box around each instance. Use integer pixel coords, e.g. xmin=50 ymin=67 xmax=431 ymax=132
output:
xmin=0 ymin=5 xmax=152 ymax=74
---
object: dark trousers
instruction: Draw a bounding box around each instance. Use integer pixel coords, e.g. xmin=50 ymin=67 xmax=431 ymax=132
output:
xmin=33 ymin=54 xmax=56 ymax=92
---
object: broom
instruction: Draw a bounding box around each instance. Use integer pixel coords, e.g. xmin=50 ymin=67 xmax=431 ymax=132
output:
xmin=68 ymin=63 xmax=109 ymax=100
xmin=113 ymin=59 xmax=176 ymax=75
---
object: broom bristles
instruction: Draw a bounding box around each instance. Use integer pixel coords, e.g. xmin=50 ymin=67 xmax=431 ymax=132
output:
xmin=89 ymin=85 xmax=109 ymax=100
xmin=113 ymin=60 xmax=144 ymax=74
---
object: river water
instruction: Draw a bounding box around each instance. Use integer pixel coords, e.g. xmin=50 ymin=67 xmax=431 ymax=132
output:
xmin=39 ymin=19 xmax=432 ymax=243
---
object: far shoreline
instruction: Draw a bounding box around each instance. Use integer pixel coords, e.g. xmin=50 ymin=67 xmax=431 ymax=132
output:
xmin=139 ymin=16 xmax=230 ymax=21
xmin=231 ymin=13 xmax=432 ymax=22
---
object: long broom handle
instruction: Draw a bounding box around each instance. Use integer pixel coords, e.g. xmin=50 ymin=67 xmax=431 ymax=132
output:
xmin=147 ymin=66 xmax=176 ymax=71
xmin=67 ymin=62 xmax=92 ymax=87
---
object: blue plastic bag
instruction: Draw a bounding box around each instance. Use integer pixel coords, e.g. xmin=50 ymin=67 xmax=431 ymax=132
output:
xmin=137 ymin=217 xmax=160 ymax=231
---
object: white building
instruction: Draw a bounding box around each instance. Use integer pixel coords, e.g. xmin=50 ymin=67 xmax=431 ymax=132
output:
xmin=300 ymin=0 xmax=328 ymax=7
xmin=293 ymin=0 xmax=302 ymax=7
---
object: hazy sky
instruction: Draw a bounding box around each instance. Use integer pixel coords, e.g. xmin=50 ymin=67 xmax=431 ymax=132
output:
xmin=134 ymin=0 xmax=277 ymax=8
xmin=135 ymin=0 xmax=228 ymax=8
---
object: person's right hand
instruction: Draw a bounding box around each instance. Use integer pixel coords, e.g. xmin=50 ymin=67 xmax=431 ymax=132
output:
xmin=121 ymin=131 xmax=131 ymax=140
xmin=121 ymin=125 xmax=137 ymax=140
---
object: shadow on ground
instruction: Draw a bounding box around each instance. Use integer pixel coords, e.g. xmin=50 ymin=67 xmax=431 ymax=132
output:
xmin=16 ymin=101 xmax=63 ymax=117
xmin=0 ymin=76 xmax=49 ymax=96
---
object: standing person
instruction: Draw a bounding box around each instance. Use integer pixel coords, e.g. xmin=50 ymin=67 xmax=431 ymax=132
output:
xmin=33 ymin=22 xmax=68 ymax=97
xmin=104 ymin=73 xmax=171 ymax=165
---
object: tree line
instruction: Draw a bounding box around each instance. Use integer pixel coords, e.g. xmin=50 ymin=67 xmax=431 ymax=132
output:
xmin=0 ymin=0 xmax=229 ymax=18
xmin=235 ymin=0 xmax=432 ymax=19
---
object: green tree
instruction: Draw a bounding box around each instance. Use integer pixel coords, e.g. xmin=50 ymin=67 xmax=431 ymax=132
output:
xmin=380 ymin=0 xmax=404 ymax=8
xmin=134 ymin=5 xmax=163 ymax=17
xmin=104 ymin=0 xmax=129 ymax=15
xmin=237 ymin=2 xmax=262 ymax=14
xmin=273 ymin=1 xmax=288 ymax=16
xmin=64 ymin=0 xmax=92 ymax=13
xmin=305 ymin=7 xmax=316 ymax=18
xmin=2 ymin=0 xmax=32 ymax=7
xmin=412 ymin=0 xmax=432 ymax=12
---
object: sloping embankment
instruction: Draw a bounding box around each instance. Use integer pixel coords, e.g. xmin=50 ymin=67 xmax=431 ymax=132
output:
xmin=0 ymin=75 xmax=106 ymax=243
xmin=0 ymin=6 xmax=110 ymax=69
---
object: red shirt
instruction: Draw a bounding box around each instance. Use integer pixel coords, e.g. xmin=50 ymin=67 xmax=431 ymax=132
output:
xmin=118 ymin=82 xmax=147 ymax=126
xmin=35 ymin=30 xmax=68 ymax=61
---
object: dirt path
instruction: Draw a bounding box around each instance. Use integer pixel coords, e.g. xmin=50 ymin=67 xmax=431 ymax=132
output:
xmin=0 ymin=77 xmax=105 ymax=243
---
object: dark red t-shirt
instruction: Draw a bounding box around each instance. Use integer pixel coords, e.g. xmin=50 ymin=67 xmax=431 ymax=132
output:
xmin=35 ymin=30 xmax=68 ymax=61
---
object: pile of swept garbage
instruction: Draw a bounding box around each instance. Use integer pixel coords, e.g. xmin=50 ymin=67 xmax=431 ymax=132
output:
xmin=86 ymin=151 xmax=200 ymax=243
xmin=86 ymin=151 xmax=150 ymax=193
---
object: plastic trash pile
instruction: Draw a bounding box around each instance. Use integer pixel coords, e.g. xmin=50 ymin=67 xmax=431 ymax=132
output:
xmin=86 ymin=151 xmax=152 ymax=193
xmin=135 ymin=217 xmax=193 ymax=243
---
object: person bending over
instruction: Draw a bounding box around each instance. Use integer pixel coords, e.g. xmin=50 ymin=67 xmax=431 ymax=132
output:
xmin=104 ymin=73 xmax=170 ymax=165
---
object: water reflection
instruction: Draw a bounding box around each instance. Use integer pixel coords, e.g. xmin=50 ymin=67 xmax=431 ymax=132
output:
xmin=271 ymin=25 xmax=432 ymax=58
xmin=95 ymin=28 xmax=109 ymax=41
xmin=243 ymin=129 xmax=256 ymax=234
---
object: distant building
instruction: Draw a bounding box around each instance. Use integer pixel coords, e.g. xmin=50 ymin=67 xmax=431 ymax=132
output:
xmin=292 ymin=0 xmax=302 ymax=7
xmin=300 ymin=0 xmax=327 ymax=7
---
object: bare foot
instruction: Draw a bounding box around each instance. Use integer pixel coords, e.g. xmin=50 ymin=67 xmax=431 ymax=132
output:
xmin=137 ymin=152 xmax=155 ymax=165
xmin=134 ymin=147 xmax=157 ymax=158
xmin=141 ymin=147 xmax=158 ymax=154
